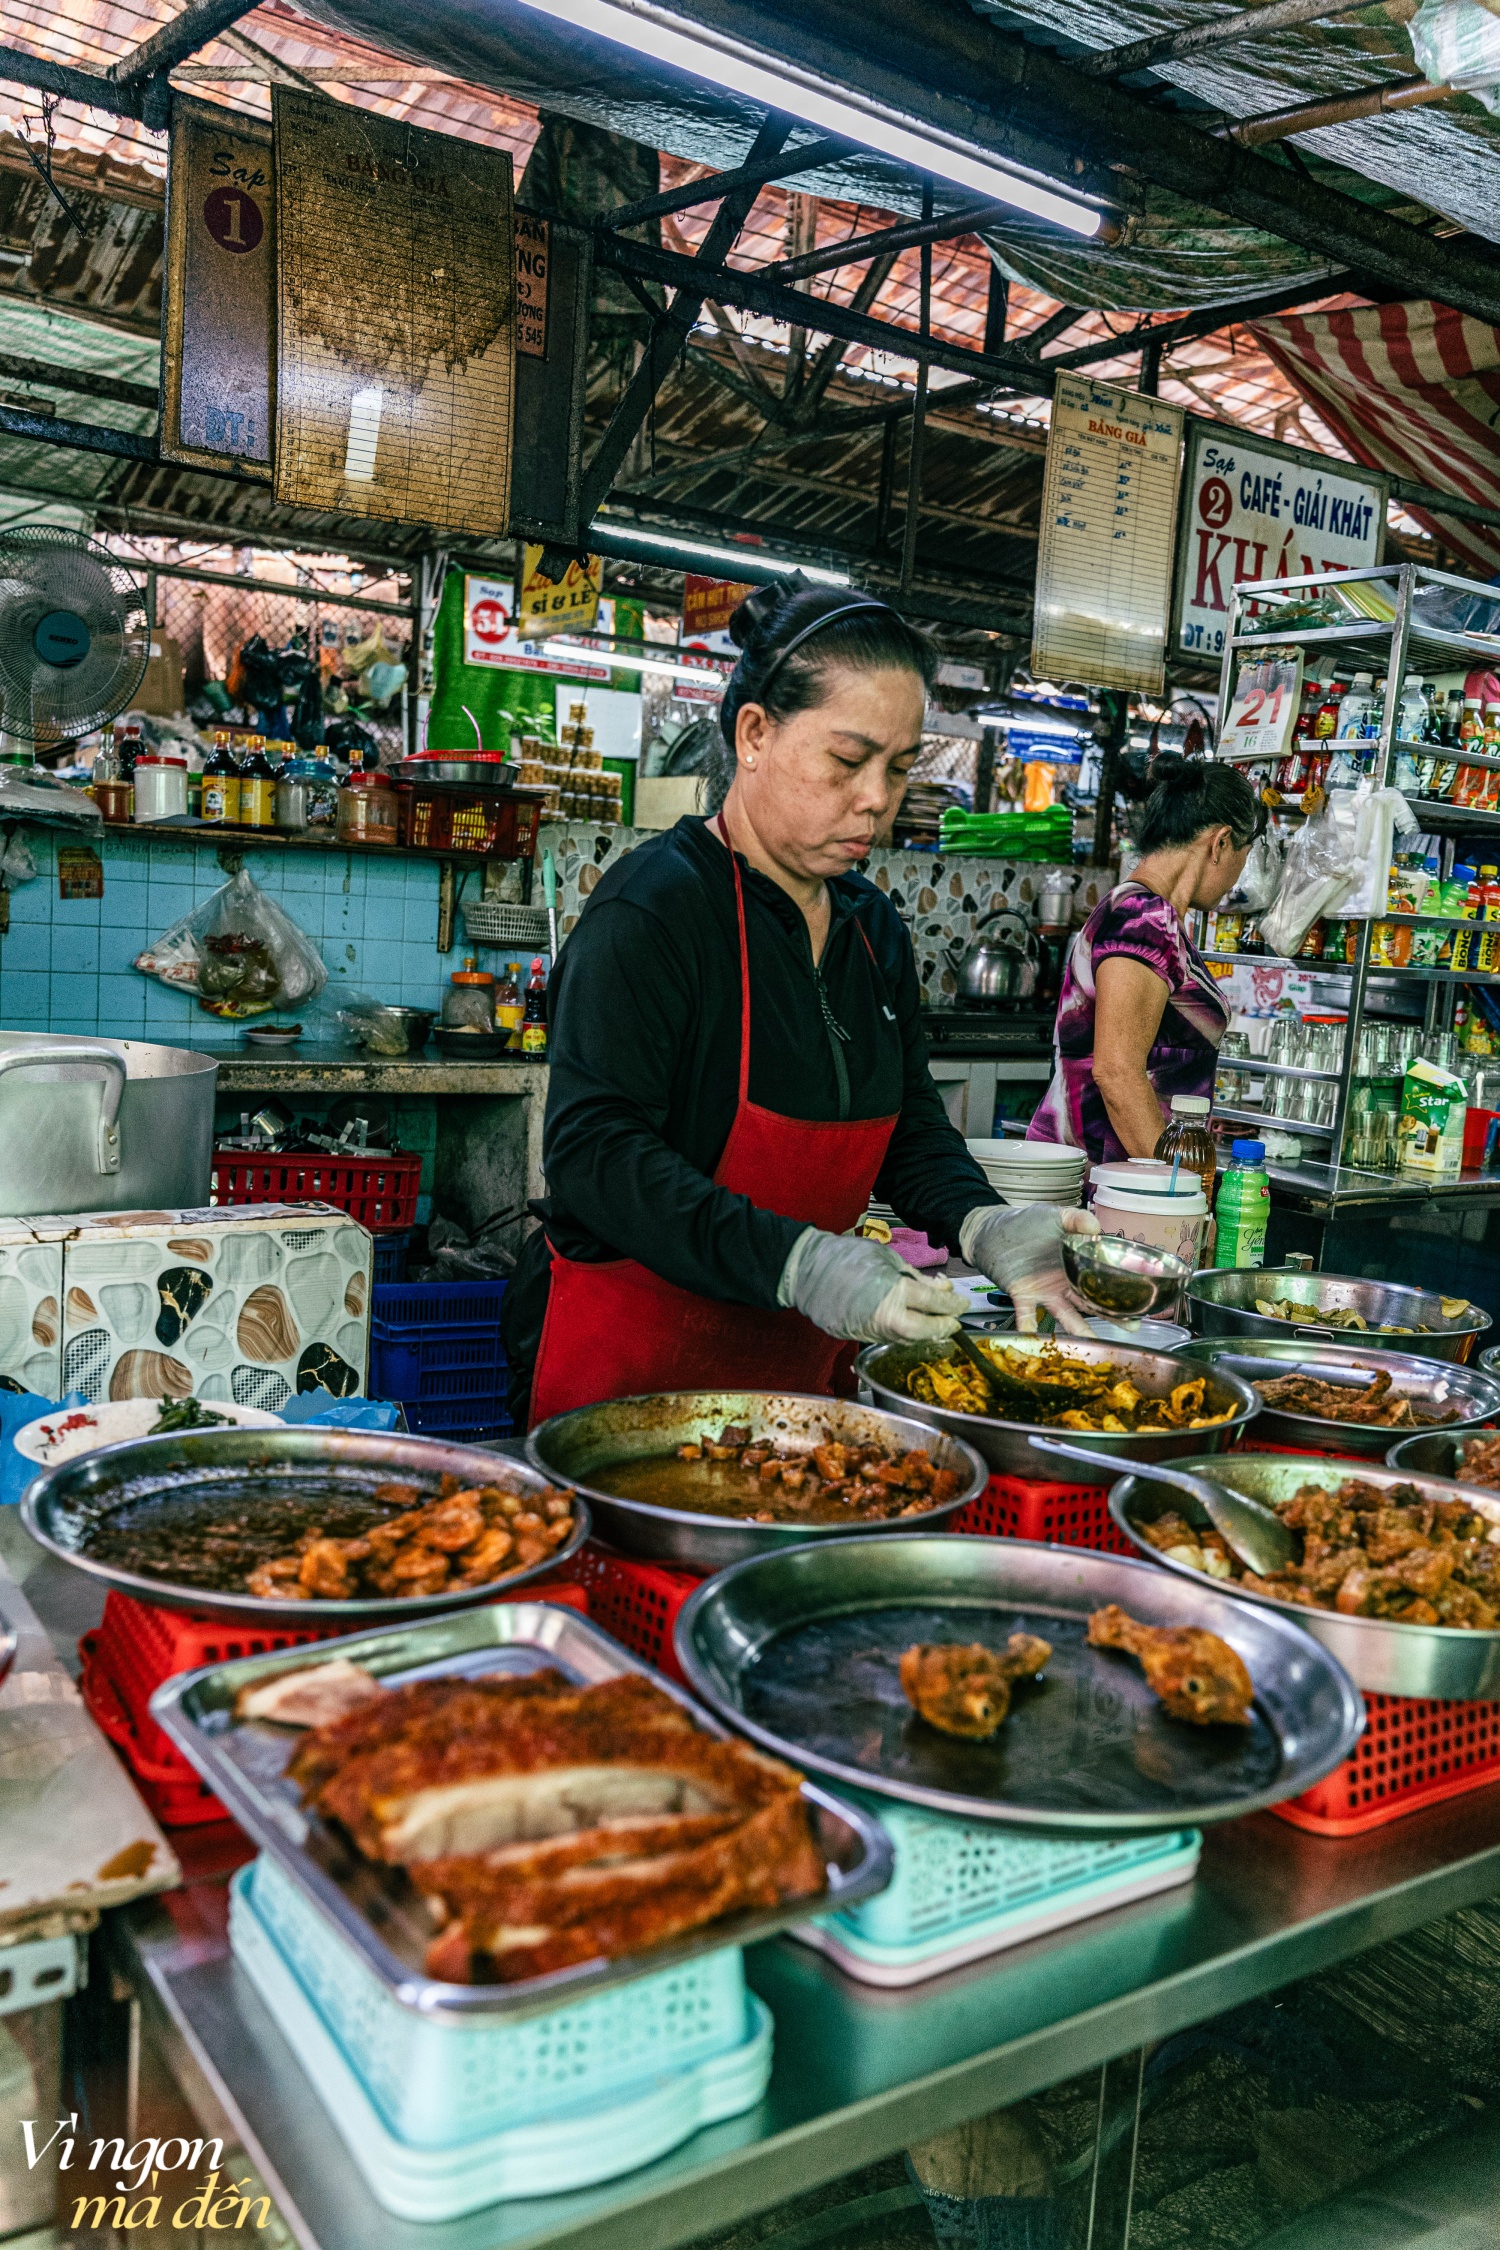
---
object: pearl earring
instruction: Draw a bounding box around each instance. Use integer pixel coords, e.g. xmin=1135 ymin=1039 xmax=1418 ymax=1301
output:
xmin=745 ymin=755 xmax=755 ymax=766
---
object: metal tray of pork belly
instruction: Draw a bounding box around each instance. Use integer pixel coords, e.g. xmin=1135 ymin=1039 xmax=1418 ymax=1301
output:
xmin=149 ymin=1602 xmax=891 ymax=2022
xmin=19 ymin=1428 xmax=589 ymax=1626
xmin=1174 ymin=1338 xmax=1500 ymax=1459
xmin=1111 ymin=1453 xmax=1500 ymax=1700
xmin=675 ymin=1535 xmax=1361 ymax=1834
xmin=858 ymin=1335 xmax=1259 ymax=1482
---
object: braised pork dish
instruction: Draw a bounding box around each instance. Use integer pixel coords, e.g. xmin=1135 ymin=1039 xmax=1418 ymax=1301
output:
xmin=592 ymin=1425 xmax=966 ymax=1525
xmin=1255 ymin=1368 xmax=1458 ymax=1430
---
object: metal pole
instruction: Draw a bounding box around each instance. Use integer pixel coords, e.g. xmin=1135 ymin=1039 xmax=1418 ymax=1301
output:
xmin=899 ymin=182 xmax=934 ymax=599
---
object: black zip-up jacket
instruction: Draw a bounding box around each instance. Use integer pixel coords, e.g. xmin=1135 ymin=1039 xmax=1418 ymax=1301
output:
xmin=502 ymin=816 xmax=998 ymax=1413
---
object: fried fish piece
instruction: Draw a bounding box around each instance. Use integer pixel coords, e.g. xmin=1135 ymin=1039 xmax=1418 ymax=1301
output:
xmin=1087 ymin=1605 xmax=1253 ymax=1726
xmin=899 ymin=1635 xmax=1053 ymax=1739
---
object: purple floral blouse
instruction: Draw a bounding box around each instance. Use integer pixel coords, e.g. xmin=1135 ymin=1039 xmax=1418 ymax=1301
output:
xmin=1027 ymin=880 xmax=1229 ymax=1166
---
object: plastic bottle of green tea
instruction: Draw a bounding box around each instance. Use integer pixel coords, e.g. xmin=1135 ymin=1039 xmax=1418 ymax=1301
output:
xmin=1212 ymin=1138 xmax=1270 ymax=1269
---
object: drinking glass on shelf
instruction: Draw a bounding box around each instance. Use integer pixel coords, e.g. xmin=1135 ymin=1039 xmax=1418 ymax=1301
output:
xmin=1267 ymin=1019 xmax=1303 ymax=1069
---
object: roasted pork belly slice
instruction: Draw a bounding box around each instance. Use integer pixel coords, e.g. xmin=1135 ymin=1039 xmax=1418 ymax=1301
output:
xmin=363 ymin=1761 xmax=739 ymax=1862
xmin=234 ymin=1658 xmax=386 ymax=1730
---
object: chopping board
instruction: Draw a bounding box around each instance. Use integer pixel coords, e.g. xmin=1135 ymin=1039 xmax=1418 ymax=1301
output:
xmin=0 ymin=1546 xmax=178 ymax=1939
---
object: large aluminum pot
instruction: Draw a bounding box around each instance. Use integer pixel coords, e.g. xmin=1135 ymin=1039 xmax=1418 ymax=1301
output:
xmin=1109 ymin=1451 xmax=1500 ymax=1698
xmin=0 ymin=1031 xmax=216 ymax=1217
xmin=858 ymin=1334 xmax=1259 ymax=1482
xmin=526 ymin=1389 xmax=987 ymax=1570
xmin=1175 ymin=1336 xmax=1500 ymax=1459
xmin=1186 ymin=1266 xmax=1490 ymax=1364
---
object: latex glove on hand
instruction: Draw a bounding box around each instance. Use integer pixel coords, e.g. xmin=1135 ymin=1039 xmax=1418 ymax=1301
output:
xmin=961 ymin=1203 xmax=1101 ymax=1337
xmin=778 ymin=1226 xmax=965 ymax=1346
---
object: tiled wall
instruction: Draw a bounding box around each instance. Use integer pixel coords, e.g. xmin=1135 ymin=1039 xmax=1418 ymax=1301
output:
xmin=0 ymin=818 xmax=1096 ymax=1037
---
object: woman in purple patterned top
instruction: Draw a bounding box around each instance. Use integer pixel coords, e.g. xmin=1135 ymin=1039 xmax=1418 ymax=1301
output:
xmin=1029 ymin=760 xmax=1265 ymax=1165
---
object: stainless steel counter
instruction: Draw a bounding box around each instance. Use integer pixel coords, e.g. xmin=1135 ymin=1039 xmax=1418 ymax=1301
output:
xmin=111 ymin=1783 xmax=1500 ymax=2250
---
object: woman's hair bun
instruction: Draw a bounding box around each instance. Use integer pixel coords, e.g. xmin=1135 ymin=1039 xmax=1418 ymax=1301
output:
xmin=1146 ymin=751 xmax=1207 ymax=793
xmin=728 ymin=572 xmax=808 ymax=650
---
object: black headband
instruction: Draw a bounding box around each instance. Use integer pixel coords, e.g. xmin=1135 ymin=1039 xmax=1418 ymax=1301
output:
xmin=750 ymin=596 xmax=904 ymax=705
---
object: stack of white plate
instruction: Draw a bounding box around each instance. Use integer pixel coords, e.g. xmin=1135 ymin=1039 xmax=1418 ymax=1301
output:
xmin=966 ymin=1139 xmax=1086 ymax=1206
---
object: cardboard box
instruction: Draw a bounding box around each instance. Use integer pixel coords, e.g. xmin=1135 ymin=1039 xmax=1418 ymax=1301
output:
xmin=0 ymin=1204 xmax=372 ymax=1404
xmin=130 ymin=633 xmax=185 ymax=718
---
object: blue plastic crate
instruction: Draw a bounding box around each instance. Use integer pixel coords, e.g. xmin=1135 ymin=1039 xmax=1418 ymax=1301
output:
xmin=371 ymin=1278 xmax=508 ymax=1336
xmin=371 ymin=1232 xmax=411 ymax=1286
xmin=370 ymin=1329 xmax=505 ymax=1401
xmin=403 ymin=1394 xmax=513 ymax=1440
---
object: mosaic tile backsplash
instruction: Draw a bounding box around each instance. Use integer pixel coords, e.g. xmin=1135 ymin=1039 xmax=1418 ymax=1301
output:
xmin=0 ymin=820 xmax=1095 ymax=1036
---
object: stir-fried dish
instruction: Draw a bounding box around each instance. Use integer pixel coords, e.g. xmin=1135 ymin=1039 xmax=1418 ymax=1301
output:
xmin=905 ymin=1344 xmax=1235 ymax=1432
xmin=1251 ymin=1296 xmax=1469 ymax=1333
xmin=1138 ymin=1477 xmax=1500 ymax=1628
xmin=1255 ymin=1368 xmax=1458 ymax=1429
xmin=1457 ymin=1433 xmax=1500 ymax=1490
xmin=594 ymin=1426 xmax=964 ymax=1524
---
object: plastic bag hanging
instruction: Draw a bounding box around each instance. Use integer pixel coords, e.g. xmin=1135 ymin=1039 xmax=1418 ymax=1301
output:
xmin=134 ymin=868 xmax=327 ymax=1017
xmin=1259 ymin=793 xmax=1363 ymax=957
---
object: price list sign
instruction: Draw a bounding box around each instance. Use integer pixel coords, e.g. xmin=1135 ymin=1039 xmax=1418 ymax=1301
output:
xmin=1032 ymin=377 xmax=1185 ymax=694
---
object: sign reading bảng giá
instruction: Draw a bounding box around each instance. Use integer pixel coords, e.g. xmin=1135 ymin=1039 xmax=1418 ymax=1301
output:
xmin=1032 ymin=377 xmax=1186 ymax=695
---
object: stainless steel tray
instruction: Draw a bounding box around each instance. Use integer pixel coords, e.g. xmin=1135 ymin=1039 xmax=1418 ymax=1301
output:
xmin=1175 ymin=1337 xmax=1500 ymax=1458
xmin=525 ymin=1389 xmax=987 ymax=1570
xmin=674 ymin=1535 xmax=1361 ymax=1833
xmin=1110 ymin=1452 xmax=1500 ymax=1699
xmin=1186 ymin=1268 xmax=1490 ymax=1362
xmin=150 ymin=1601 xmax=891 ymax=2021
xmin=857 ymin=1335 xmax=1259 ymax=1482
xmin=1385 ymin=1429 xmax=1500 ymax=1484
xmin=20 ymin=1428 xmax=589 ymax=1626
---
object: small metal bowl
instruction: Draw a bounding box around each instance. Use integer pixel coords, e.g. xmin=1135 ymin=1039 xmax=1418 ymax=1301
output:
xmin=383 ymin=1005 xmax=435 ymax=1053
xmin=1062 ymin=1233 xmax=1191 ymax=1321
xmin=1385 ymin=1429 xmax=1500 ymax=1484
xmin=433 ymin=1026 xmax=508 ymax=1059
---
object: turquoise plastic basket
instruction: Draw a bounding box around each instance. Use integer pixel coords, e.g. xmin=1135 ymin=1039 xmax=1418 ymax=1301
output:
xmin=794 ymin=1795 xmax=1200 ymax=1985
xmin=245 ymin=1854 xmax=750 ymax=2147
xmin=230 ymin=1868 xmax=772 ymax=2220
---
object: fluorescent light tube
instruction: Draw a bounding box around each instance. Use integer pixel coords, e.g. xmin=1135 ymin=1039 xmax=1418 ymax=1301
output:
xmin=510 ymin=0 xmax=1104 ymax=236
xmin=553 ymin=636 xmax=734 ymax=686
xmin=593 ymin=520 xmax=852 ymax=584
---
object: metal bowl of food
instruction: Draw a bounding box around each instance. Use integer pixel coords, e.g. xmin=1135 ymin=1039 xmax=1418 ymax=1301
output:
xmin=1186 ymin=1268 xmax=1490 ymax=1362
xmin=1062 ymin=1233 xmax=1192 ymax=1322
xmin=1175 ymin=1337 xmax=1500 ymax=1459
xmin=1384 ymin=1428 xmax=1500 ymax=1484
xmin=857 ymin=1334 xmax=1259 ymax=1483
xmin=19 ymin=1428 xmax=588 ymax=1626
xmin=1109 ymin=1451 xmax=1500 ymax=1697
xmin=1481 ymin=1345 xmax=1500 ymax=1380
xmin=525 ymin=1390 xmax=987 ymax=1571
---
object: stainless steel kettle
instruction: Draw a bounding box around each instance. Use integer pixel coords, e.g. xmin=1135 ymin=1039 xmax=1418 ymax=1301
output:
xmin=946 ymin=910 xmax=1041 ymax=1005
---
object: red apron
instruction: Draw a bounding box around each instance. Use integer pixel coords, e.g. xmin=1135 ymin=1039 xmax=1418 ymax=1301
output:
xmin=529 ymin=839 xmax=898 ymax=1424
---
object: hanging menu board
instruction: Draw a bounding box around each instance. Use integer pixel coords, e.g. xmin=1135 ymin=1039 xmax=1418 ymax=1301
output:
xmin=1032 ymin=377 xmax=1185 ymax=694
xmin=272 ymin=91 xmax=516 ymax=535
xmin=160 ymin=98 xmax=274 ymax=478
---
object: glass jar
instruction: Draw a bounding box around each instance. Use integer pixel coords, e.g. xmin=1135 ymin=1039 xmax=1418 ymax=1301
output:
xmin=96 ymin=777 xmax=133 ymax=823
xmin=336 ymin=769 xmax=399 ymax=846
xmin=275 ymin=758 xmax=312 ymax=831
xmin=132 ymin=755 xmax=187 ymax=822
xmin=1154 ymin=1094 xmax=1217 ymax=1204
xmin=441 ymin=957 xmax=496 ymax=1032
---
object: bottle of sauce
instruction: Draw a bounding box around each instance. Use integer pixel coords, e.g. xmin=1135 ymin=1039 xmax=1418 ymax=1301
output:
xmin=238 ymin=736 xmax=278 ymax=829
xmin=1211 ymin=1139 xmax=1270 ymax=1269
xmin=1313 ymin=682 xmax=1343 ymax=740
xmin=521 ymin=956 xmax=549 ymax=1055
xmin=201 ymin=731 xmax=240 ymax=825
xmin=1154 ymin=1094 xmax=1217 ymax=1205
xmin=306 ymin=745 xmax=339 ymax=831
xmin=494 ymin=961 xmax=524 ymax=1051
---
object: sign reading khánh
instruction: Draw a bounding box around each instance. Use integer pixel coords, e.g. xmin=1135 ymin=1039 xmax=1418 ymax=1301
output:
xmin=463 ymin=576 xmax=612 ymax=680
xmin=1032 ymin=377 xmax=1185 ymax=695
xmin=161 ymin=97 xmax=274 ymax=477
xmin=517 ymin=547 xmax=602 ymax=636
xmin=272 ymin=90 xmax=516 ymax=536
xmin=1172 ymin=422 xmax=1385 ymax=665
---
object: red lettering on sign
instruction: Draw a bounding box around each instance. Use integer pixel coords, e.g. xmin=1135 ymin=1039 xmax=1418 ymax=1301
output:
xmin=470 ymin=598 xmax=509 ymax=641
xmin=1193 ymin=530 xmax=1232 ymax=612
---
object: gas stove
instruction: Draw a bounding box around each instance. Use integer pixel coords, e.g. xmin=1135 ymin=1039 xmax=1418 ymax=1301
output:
xmin=921 ymin=1007 xmax=1055 ymax=1055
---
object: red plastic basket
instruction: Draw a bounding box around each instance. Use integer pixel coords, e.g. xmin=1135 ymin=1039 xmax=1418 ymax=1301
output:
xmin=98 ymin=1591 xmax=336 ymax=1764
xmin=1274 ymin=1690 xmax=1500 ymax=1836
xmin=1238 ymin=1437 xmax=1374 ymax=1462
xmin=210 ymin=1149 xmax=422 ymax=1229
xmin=951 ymin=1472 xmax=1134 ymax=1555
xmin=80 ymin=1637 xmax=231 ymax=1826
xmin=560 ymin=1545 xmax=702 ymax=1682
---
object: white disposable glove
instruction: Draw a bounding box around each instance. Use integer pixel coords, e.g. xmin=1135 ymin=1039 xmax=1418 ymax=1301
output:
xmin=961 ymin=1203 xmax=1101 ymax=1336
xmin=778 ymin=1226 xmax=964 ymax=1345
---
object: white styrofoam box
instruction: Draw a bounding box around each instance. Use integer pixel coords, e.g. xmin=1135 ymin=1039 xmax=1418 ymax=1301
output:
xmin=229 ymin=1868 xmax=773 ymax=2220
xmin=50 ymin=1204 xmax=372 ymax=1409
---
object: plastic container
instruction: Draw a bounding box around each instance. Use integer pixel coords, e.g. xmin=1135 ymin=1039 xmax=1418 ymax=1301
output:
xmin=372 ymin=1230 xmax=410 ymax=1286
xmin=210 ymin=1148 xmax=422 ymax=1227
xmin=1093 ymin=1179 xmax=1207 ymax=1269
xmin=396 ymin=776 xmax=546 ymax=859
xmin=1154 ymin=1095 xmax=1216 ymax=1203
xmin=794 ymin=1798 xmax=1200 ymax=1984
xmin=132 ymin=753 xmax=187 ymax=822
xmin=244 ymin=1852 xmax=754 ymax=2144
xmin=441 ymin=958 xmax=496 ymax=1034
xmin=560 ymin=1545 xmax=702 ymax=1682
xmin=79 ymin=1636 xmax=231 ymax=1825
xmin=1273 ymin=1690 xmax=1500 ymax=1836
xmin=94 ymin=1588 xmax=332 ymax=1765
xmin=369 ymin=1279 xmax=507 ymax=1388
xmin=337 ymin=769 xmax=400 ymax=847
xmin=950 ymin=1472 xmax=1134 ymax=1554
xmin=229 ymin=1865 xmax=773 ymax=2219
xmin=1212 ymin=1139 xmax=1270 ymax=1268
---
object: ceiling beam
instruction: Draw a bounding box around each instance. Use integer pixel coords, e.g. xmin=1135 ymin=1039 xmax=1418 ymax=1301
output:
xmin=1079 ymin=0 xmax=1377 ymax=80
xmin=600 ymin=135 xmax=850 ymax=234
xmin=0 ymin=351 xmax=158 ymax=412
xmin=769 ymin=196 xmax=1029 ymax=284
xmin=1047 ymin=269 xmax=1366 ymax=369
xmin=110 ymin=0 xmax=264 ymax=82
xmin=0 ymin=46 xmax=147 ymax=120
xmin=1226 ymin=73 xmax=1455 ymax=145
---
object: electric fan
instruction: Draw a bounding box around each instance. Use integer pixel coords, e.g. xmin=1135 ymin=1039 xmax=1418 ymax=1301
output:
xmin=0 ymin=527 xmax=150 ymax=748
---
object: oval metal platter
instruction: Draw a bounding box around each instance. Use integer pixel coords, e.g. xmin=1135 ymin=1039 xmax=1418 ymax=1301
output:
xmin=1175 ymin=1337 xmax=1500 ymax=1459
xmin=1185 ymin=1267 xmax=1489 ymax=1363
xmin=20 ymin=1427 xmax=589 ymax=1626
xmin=1110 ymin=1451 xmax=1500 ymax=1699
xmin=1385 ymin=1429 xmax=1500 ymax=1485
xmin=675 ymin=1534 xmax=1362 ymax=1833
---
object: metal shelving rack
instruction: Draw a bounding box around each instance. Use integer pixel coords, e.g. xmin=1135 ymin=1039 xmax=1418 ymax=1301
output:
xmin=1207 ymin=561 xmax=1500 ymax=1166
